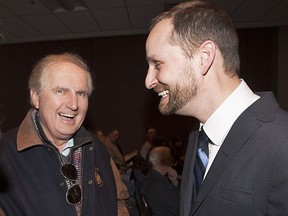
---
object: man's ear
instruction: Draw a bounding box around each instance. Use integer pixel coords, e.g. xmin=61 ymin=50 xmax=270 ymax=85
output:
xmin=30 ymin=89 xmax=40 ymax=109
xmin=199 ymin=40 xmax=216 ymax=75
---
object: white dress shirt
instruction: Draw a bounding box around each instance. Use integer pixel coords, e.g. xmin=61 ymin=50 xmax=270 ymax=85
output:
xmin=202 ymin=80 xmax=260 ymax=178
xmin=61 ymin=138 xmax=74 ymax=156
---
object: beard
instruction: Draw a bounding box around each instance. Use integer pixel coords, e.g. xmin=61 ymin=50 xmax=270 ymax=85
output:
xmin=159 ymin=64 xmax=198 ymax=115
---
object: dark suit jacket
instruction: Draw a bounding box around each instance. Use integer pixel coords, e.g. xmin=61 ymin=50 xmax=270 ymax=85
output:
xmin=144 ymin=169 xmax=180 ymax=216
xmin=180 ymin=92 xmax=288 ymax=216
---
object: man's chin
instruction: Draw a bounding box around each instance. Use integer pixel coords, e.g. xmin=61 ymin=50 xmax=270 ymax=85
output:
xmin=159 ymin=105 xmax=174 ymax=116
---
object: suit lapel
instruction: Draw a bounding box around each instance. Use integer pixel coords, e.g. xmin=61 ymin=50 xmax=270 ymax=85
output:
xmin=190 ymin=111 xmax=261 ymax=215
xmin=181 ymin=92 xmax=279 ymax=216
xmin=180 ymin=131 xmax=198 ymax=216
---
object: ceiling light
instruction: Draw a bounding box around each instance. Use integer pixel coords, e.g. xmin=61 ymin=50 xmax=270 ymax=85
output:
xmin=40 ymin=0 xmax=87 ymax=13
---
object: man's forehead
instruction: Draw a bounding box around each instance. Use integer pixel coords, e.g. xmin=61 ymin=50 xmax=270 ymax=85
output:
xmin=152 ymin=18 xmax=172 ymax=31
xmin=146 ymin=19 xmax=173 ymax=57
xmin=148 ymin=19 xmax=172 ymax=42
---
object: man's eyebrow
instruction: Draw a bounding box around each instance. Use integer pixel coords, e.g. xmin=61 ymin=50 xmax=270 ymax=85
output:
xmin=77 ymin=89 xmax=88 ymax=94
xmin=52 ymin=86 xmax=69 ymax=91
xmin=146 ymin=55 xmax=159 ymax=63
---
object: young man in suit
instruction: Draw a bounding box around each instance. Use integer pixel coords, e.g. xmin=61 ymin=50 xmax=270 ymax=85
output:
xmin=145 ymin=1 xmax=288 ymax=215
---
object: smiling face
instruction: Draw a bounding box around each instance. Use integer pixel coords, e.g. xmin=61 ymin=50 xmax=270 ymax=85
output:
xmin=30 ymin=62 xmax=89 ymax=148
xmin=145 ymin=19 xmax=199 ymax=116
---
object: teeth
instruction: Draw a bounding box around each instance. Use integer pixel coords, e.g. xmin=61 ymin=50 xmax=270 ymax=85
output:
xmin=158 ymin=90 xmax=169 ymax=97
xmin=59 ymin=113 xmax=76 ymax=119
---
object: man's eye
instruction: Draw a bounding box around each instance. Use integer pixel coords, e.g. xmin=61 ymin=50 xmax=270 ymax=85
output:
xmin=55 ymin=89 xmax=65 ymax=94
xmin=155 ymin=63 xmax=161 ymax=70
xmin=77 ymin=92 xmax=88 ymax=98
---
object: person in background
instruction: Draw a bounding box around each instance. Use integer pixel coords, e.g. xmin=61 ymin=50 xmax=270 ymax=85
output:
xmin=131 ymin=127 xmax=160 ymax=192
xmin=0 ymin=52 xmax=117 ymax=215
xmin=0 ymin=209 xmax=4 ymax=216
xmin=104 ymin=128 xmax=125 ymax=168
xmin=143 ymin=146 xmax=180 ymax=216
xmin=145 ymin=1 xmax=288 ymax=215
xmin=110 ymin=158 xmax=130 ymax=216
xmin=103 ymin=128 xmax=137 ymax=197
xmin=139 ymin=126 xmax=157 ymax=159
xmin=95 ymin=128 xmax=106 ymax=143
xmin=168 ymin=135 xmax=186 ymax=175
xmin=88 ymin=126 xmax=130 ymax=216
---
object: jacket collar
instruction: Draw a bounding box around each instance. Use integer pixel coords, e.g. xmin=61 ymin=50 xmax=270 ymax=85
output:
xmin=180 ymin=92 xmax=280 ymax=216
xmin=191 ymin=92 xmax=279 ymax=215
xmin=17 ymin=109 xmax=92 ymax=151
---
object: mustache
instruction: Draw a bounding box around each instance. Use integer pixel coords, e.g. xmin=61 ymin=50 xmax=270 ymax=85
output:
xmin=153 ymin=83 xmax=169 ymax=93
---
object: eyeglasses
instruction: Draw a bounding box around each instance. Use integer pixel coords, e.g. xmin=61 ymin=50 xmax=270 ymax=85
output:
xmin=61 ymin=164 xmax=82 ymax=204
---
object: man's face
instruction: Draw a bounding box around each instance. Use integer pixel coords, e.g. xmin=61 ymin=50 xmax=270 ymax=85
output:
xmin=110 ymin=130 xmax=120 ymax=143
xmin=147 ymin=128 xmax=156 ymax=141
xmin=96 ymin=130 xmax=105 ymax=143
xmin=31 ymin=62 xmax=89 ymax=146
xmin=145 ymin=19 xmax=199 ymax=116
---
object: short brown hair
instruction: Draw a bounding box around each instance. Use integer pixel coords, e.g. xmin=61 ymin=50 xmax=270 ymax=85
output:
xmin=151 ymin=0 xmax=240 ymax=75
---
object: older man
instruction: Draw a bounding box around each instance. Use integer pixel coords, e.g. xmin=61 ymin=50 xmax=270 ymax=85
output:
xmin=144 ymin=146 xmax=180 ymax=216
xmin=0 ymin=53 xmax=117 ymax=215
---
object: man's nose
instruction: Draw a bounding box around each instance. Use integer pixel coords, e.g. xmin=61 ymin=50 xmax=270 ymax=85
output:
xmin=145 ymin=68 xmax=158 ymax=89
xmin=66 ymin=94 xmax=79 ymax=110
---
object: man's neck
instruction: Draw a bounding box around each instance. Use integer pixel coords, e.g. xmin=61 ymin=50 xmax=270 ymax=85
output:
xmin=153 ymin=166 xmax=166 ymax=176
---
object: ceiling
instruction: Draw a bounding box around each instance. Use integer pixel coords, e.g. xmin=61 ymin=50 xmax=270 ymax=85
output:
xmin=0 ymin=0 xmax=287 ymax=45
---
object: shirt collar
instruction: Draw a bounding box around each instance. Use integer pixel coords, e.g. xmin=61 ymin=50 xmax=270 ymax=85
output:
xmin=61 ymin=138 xmax=74 ymax=156
xmin=203 ymin=80 xmax=260 ymax=146
xmin=17 ymin=109 xmax=92 ymax=151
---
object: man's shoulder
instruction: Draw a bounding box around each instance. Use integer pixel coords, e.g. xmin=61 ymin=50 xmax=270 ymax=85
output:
xmin=145 ymin=170 xmax=167 ymax=186
xmin=0 ymin=127 xmax=18 ymax=149
xmin=240 ymin=91 xmax=288 ymax=125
